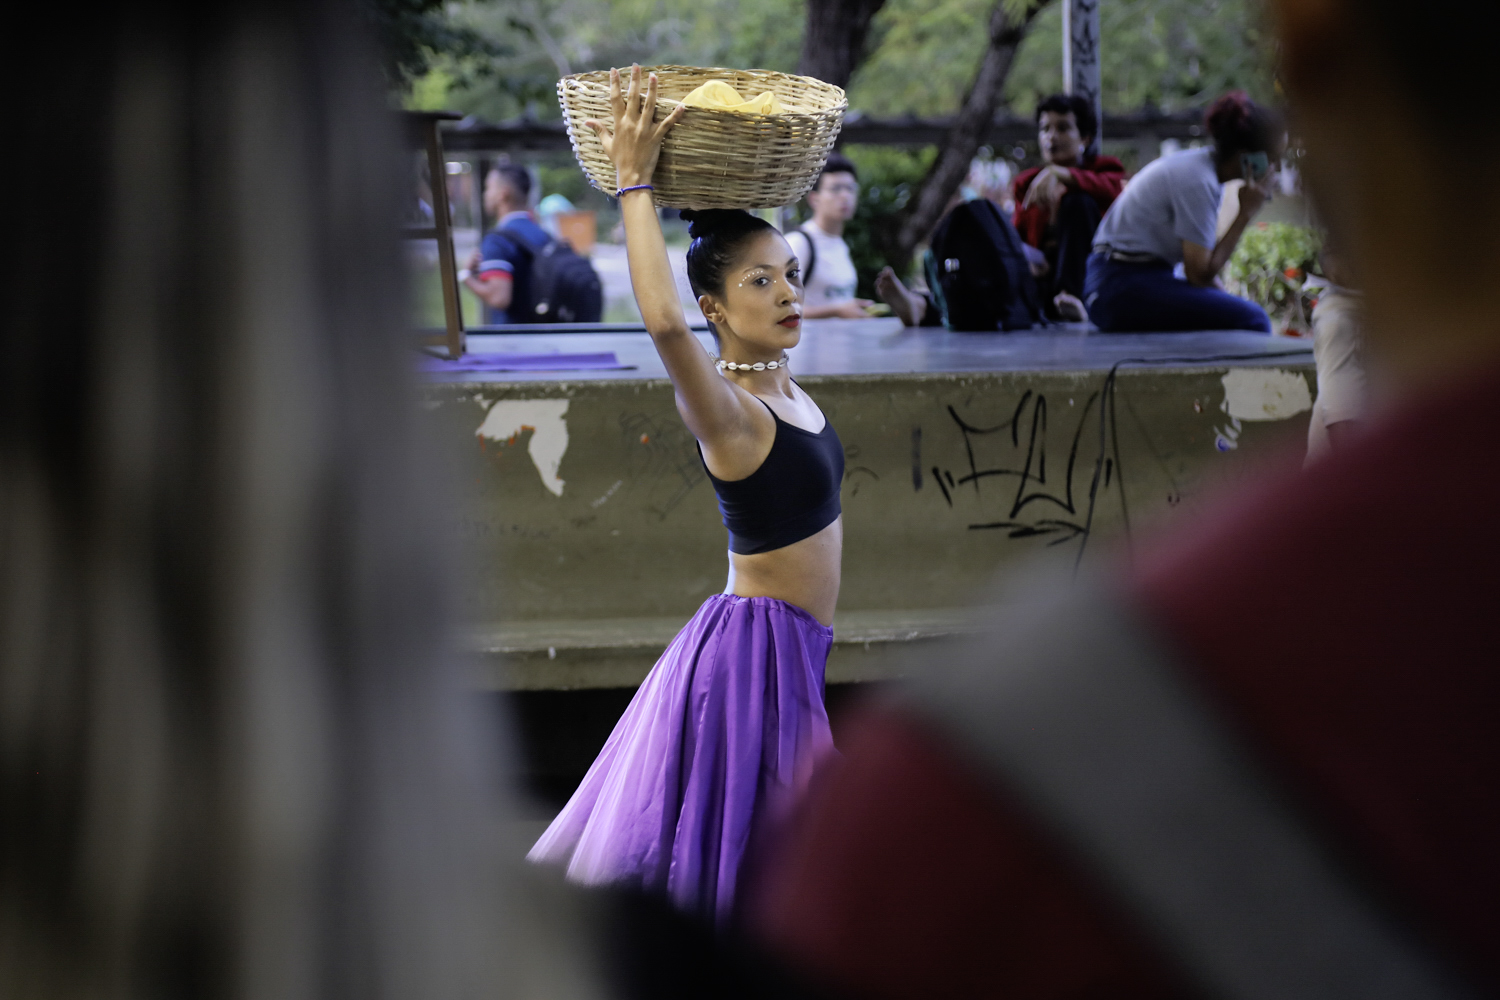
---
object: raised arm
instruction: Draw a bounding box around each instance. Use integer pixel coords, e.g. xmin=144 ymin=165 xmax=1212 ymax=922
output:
xmin=586 ymin=66 xmax=759 ymax=446
xmin=1183 ymin=180 xmax=1269 ymax=287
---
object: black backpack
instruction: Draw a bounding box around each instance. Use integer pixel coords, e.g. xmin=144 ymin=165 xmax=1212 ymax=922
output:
xmin=923 ymin=199 xmax=1045 ymax=331
xmin=499 ymin=222 xmax=604 ymax=324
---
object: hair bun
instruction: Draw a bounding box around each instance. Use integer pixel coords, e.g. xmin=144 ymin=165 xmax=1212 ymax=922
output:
xmin=1204 ymin=90 xmax=1280 ymax=157
xmin=681 ymin=208 xmax=753 ymax=241
xmin=1206 ymin=90 xmax=1253 ymax=134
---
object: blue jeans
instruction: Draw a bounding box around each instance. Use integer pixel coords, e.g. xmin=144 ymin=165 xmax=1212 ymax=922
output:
xmin=1047 ymin=190 xmax=1103 ymax=301
xmin=1084 ymin=253 xmax=1271 ymax=333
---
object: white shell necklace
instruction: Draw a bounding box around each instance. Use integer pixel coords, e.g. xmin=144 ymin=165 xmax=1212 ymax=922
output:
xmin=716 ymin=354 xmax=789 ymax=373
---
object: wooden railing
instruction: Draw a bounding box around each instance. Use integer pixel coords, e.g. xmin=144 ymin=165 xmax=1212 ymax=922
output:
xmin=402 ymin=111 xmax=466 ymax=359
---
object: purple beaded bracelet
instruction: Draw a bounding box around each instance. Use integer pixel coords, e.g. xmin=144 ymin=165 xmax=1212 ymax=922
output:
xmin=616 ymin=184 xmax=654 ymax=198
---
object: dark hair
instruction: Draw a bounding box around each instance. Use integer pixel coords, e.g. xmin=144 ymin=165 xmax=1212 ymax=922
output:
xmin=490 ymin=164 xmax=531 ymax=200
xmin=680 ymin=209 xmax=776 ymax=298
xmin=1035 ymin=93 xmax=1096 ymax=140
xmin=1205 ymin=91 xmax=1283 ymax=159
xmin=812 ymin=152 xmax=858 ymax=191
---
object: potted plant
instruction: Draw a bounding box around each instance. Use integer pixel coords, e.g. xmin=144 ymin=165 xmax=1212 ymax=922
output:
xmin=1225 ymin=222 xmax=1323 ymax=337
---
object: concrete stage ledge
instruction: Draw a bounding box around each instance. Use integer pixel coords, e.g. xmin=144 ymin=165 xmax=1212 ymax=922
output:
xmin=423 ymin=319 xmax=1315 ymax=692
xmin=474 ymin=608 xmax=980 ymax=691
xmin=425 ymin=318 xmax=1312 ymax=383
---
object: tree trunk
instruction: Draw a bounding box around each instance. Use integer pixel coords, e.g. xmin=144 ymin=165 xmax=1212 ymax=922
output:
xmin=897 ymin=0 xmax=1051 ymax=261
xmin=796 ymin=0 xmax=889 ymax=89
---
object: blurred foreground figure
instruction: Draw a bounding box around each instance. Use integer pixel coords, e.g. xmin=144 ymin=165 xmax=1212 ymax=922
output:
xmin=0 ymin=3 xmax=597 ymax=997
xmin=751 ymin=1 xmax=1499 ymax=997
xmin=1304 ymin=243 xmax=1367 ymax=464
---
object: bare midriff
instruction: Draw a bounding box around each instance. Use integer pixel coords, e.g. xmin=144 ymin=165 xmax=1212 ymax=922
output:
xmin=724 ymin=516 xmax=843 ymax=626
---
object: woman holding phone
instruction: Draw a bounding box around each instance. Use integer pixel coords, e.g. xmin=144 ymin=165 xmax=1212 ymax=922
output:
xmin=527 ymin=66 xmax=843 ymax=927
xmin=1084 ymin=91 xmax=1284 ymax=333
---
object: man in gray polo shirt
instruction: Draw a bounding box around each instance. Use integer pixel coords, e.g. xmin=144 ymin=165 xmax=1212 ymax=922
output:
xmin=1091 ymin=146 xmax=1223 ymax=266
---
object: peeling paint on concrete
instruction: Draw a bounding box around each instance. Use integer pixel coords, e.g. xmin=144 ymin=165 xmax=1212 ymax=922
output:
xmin=1215 ymin=415 xmax=1243 ymax=451
xmin=1220 ymin=368 xmax=1312 ymax=421
xmin=476 ymin=399 xmax=571 ymax=496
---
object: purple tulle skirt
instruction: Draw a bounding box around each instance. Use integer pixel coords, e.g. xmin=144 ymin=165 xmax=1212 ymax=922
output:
xmin=527 ymin=594 xmax=836 ymax=925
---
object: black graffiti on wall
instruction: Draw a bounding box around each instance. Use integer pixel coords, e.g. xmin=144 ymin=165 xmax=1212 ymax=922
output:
xmin=923 ymin=361 xmax=1138 ymax=571
xmin=931 ymin=385 xmax=1121 ymax=566
xmin=926 ymin=351 xmax=1312 ymax=568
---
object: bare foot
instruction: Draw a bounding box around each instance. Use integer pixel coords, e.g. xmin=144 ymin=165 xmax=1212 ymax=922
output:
xmin=1053 ymin=291 xmax=1088 ymax=323
xmin=875 ymin=266 xmax=927 ymax=327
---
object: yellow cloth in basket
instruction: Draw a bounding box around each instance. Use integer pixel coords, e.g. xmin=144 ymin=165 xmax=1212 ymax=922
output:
xmin=680 ymin=80 xmax=784 ymax=115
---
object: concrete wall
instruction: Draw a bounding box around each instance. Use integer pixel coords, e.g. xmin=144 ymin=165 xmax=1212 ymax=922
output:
xmin=422 ymin=363 xmax=1314 ymax=688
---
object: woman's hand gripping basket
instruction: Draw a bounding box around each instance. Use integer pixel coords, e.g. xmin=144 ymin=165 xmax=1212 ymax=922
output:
xmin=558 ymin=66 xmax=847 ymax=210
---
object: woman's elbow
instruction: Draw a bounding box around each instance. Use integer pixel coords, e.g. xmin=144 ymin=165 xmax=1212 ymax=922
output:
xmin=647 ymin=319 xmax=694 ymax=342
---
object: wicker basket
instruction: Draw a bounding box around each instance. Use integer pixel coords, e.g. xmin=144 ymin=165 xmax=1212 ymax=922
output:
xmin=557 ymin=66 xmax=847 ymax=210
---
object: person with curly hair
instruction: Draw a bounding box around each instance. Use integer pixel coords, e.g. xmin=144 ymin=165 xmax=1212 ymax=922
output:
xmin=1014 ymin=93 xmax=1128 ymax=319
xmin=1084 ymin=92 xmax=1283 ymax=332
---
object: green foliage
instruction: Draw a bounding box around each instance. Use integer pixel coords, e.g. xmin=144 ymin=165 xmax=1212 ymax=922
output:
xmin=848 ymin=0 xmax=1275 ymax=118
xmin=846 ymin=146 xmax=935 ymax=295
xmin=404 ymin=64 xmax=455 ymax=110
xmin=848 ymin=0 xmax=993 ymax=116
xmin=1005 ymin=0 xmax=1276 ymax=114
xmin=392 ymin=0 xmax=1275 ymax=118
xmin=430 ymin=0 xmax=803 ymax=122
xmin=1226 ymin=222 xmax=1322 ymax=333
xmin=360 ymin=0 xmax=503 ymax=89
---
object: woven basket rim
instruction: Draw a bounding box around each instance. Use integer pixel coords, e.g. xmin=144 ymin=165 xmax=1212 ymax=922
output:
xmin=556 ymin=65 xmax=847 ymax=209
xmin=559 ymin=65 xmax=848 ymax=118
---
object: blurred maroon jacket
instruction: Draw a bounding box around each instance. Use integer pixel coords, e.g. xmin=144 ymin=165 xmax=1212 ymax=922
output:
xmin=750 ymin=364 xmax=1500 ymax=999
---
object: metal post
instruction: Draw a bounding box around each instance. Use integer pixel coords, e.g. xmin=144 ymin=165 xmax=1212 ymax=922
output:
xmin=1062 ymin=2 xmax=1073 ymax=95
xmin=422 ymin=122 xmax=466 ymax=359
xmin=1065 ymin=0 xmax=1103 ymax=157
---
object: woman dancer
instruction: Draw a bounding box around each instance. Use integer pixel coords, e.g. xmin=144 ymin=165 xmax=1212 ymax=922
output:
xmin=528 ymin=66 xmax=843 ymax=926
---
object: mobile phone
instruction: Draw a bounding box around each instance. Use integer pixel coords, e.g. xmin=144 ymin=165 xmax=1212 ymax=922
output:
xmin=1240 ymin=150 xmax=1271 ymax=182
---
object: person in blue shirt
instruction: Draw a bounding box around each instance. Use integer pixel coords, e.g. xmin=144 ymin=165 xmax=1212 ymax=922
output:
xmin=1084 ymin=92 xmax=1281 ymax=333
xmin=464 ymin=165 xmax=551 ymax=324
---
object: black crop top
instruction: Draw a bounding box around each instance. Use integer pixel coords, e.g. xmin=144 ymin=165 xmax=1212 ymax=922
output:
xmin=700 ymin=400 xmax=844 ymax=555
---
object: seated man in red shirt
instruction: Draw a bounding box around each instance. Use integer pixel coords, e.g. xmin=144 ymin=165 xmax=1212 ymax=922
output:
xmin=749 ymin=1 xmax=1500 ymax=997
xmin=875 ymin=94 xmax=1125 ymax=326
xmin=1013 ymin=93 xmax=1126 ymax=320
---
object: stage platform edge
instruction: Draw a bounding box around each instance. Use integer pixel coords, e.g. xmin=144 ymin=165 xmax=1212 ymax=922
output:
xmin=420 ymin=325 xmax=1316 ymax=691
